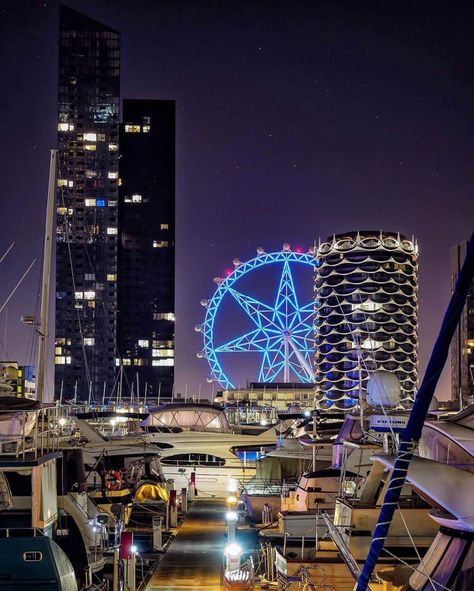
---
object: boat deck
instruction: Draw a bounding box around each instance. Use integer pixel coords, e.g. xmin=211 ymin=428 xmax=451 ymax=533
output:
xmin=145 ymin=499 xmax=227 ymax=590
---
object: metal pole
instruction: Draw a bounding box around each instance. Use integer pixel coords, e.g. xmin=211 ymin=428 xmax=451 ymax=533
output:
xmin=102 ymin=381 xmax=106 ymax=408
xmin=36 ymin=149 xmax=57 ymax=403
xmin=356 ymin=231 xmax=474 ymax=591
xmin=73 ymin=380 xmax=77 ymax=404
xmin=158 ymin=382 xmax=162 ymax=406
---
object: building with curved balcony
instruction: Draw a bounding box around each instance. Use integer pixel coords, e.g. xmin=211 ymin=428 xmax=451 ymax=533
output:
xmin=314 ymin=231 xmax=418 ymax=410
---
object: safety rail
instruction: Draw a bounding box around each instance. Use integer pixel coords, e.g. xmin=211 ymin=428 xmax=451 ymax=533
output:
xmin=240 ymin=478 xmax=297 ymax=495
xmin=0 ymin=406 xmax=61 ymax=459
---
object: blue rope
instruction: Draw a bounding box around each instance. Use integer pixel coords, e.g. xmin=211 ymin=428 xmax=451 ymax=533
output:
xmin=356 ymin=231 xmax=474 ymax=591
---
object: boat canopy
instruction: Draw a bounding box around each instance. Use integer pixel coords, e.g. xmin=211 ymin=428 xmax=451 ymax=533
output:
xmin=373 ymin=454 xmax=474 ymax=532
xmin=141 ymin=403 xmax=231 ymax=432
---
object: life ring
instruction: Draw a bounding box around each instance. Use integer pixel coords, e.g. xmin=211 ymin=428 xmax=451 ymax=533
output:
xmin=105 ymin=470 xmax=122 ymax=491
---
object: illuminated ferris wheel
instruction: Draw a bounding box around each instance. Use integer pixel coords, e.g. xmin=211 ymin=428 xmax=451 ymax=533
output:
xmin=196 ymin=245 xmax=316 ymax=389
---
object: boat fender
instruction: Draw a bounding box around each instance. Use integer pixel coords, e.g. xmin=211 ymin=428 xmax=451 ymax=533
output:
xmin=105 ymin=470 xmax=122 ymax=491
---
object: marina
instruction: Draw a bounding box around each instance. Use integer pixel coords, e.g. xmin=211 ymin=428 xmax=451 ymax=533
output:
xmin=1 ymin=2 xmax=474 ymax=590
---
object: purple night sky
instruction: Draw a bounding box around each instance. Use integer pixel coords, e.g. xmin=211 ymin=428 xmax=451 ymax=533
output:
xmin=0 ymin=1 xmax=473 ymax=400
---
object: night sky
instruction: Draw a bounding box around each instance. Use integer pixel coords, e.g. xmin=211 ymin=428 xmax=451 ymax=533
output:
xmin=0 ymin=1 xmax=473 ymax=400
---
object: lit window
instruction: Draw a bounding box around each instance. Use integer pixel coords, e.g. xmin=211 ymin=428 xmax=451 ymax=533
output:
xmin=160 ymin=224 xmax=169 ymax=230
xmin=142 ymin=125 xmax=150 ymax=133
xmin=108 ymin=200 xmax=117 ymax=207
xmin=153 ymin=240 xmax=169 ymax=248
xmin=56 ymin=338 xmax=66 ymax=345
xmin=84 ymin=291 xmax=95 ymax=300
xmin=107 ymin=274 xmax=117 ymax=281
xmin=138 ymin=339 xmax=149 ymax=348
xmin=152 ymin=349 xmax=174 ymax=358
xmin=115 ymin=358 xmax=120 ymax=366
xmin=55 ymin=356 xmax=65 ymax=365
xmin=68 ymin=180 xmax=74 ymax=187
xmin=54 ymin=347 xmax=62 ymax=355
xmin=108 ymin=171 xmax=118 ymax=179
xmin=74 ymin=291 xmax=83 ymax=300
xmin=352 ymin=300 xmax=381 ymax=312
xmin=123 ymin=358 xmax=131 ymax=366
xmin=85 ymin=199 xmax=96 ymax=207
xmin=57 ymin=179 xmax=68 ymax=187
xmin=57 ymin=122 xmax=74 ymax=132
xmin=85 ymin=273 xmax=95 ymax=280
xmin=154 ymin=312 xmax=175 ymax=321
xmin=125 ymin=124 xmax=141 ymax=133
xmin=84 ymin=144 xmax=96 ymax=151
xmin=359 ymin=338 xmax=383 ymax=350
xmin=85 ymin=170 xmax=97 ymax=178
xmin=124 ymin=194 xmax=142 ymax=203
xmin=153 ymin=340 xmax=174 ymax=348
xmin=152 ymin=359 xmax=174 ymax=367
xmin=108 ymin=143 xmax=118 ymax=151
xmin=96 ymin=199 xmax=105 ymax=207
xmin=84 ymin=338 xmax=95 ymax=346
xmin=107 ymin=227 xmax=118 ymax=235
xmin=83 ymin=133 xmax=97 ymax=141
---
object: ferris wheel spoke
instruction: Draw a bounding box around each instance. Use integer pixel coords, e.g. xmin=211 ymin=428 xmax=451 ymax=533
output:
xmin=290 ymin=301 xmax=314 ymax=331
xmin=273 ymin=261 xmax=302 ymax=330
xmin=228 ymin=288 xmax=280 ymax=330
xmin=258 ymin=341 xmax=286 ymax=382
xmin=215 ymin=328 xmax=274 ymax=353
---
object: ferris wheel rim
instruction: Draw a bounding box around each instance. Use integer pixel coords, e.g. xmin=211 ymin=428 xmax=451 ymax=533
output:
xmin=201 ymin=249 xmax=315 ymax=389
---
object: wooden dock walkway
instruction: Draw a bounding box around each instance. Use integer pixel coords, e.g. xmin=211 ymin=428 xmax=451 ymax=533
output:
xmin=145 ymin=499 xmax=227 ymax=590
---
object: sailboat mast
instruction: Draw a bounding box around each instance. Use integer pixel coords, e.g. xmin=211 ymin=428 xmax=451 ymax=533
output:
xmin=37 ymin=149 xmax=57 ymax=403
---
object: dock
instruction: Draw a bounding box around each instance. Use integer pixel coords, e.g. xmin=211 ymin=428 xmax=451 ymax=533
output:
xmin=145 ymin=499 xmax=227 ymax=590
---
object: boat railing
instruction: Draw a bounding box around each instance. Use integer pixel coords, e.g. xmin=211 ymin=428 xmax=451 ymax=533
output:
xmin=240 ymin=478 xmax=297 ymax=495
xmin=0 ymin=406 xmax=61 ymax=459
xmin=0 ymin=526 xmax=44 ymax=538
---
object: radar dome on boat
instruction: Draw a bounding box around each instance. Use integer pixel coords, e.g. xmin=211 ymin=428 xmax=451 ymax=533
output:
xmin=367 ymin=371 xmax=401 ymax=408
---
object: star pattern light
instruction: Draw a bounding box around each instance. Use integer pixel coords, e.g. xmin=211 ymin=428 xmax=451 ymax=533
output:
xmin=199 ymin=250 xmax=315 ymax=389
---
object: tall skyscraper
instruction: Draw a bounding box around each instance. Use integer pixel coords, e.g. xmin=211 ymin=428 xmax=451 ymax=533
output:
xmin=450 ymin=241 xmax=474 ymax=408
xmin=55 ymin=6 xmax=120 ymax=400
xmin=314 ymin=231 xmax=418 ymax=410
xmin=118 ymin=100 xmax=176 ymax=398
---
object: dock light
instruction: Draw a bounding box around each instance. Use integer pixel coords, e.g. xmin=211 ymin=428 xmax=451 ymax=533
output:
xmin=224 ymin=542 xmax=242 ymax=557
xmin=131 ymin=545 xmax=138 ymax=554
xmin=303 ymin=410 xmax=311 ymax=418
xmin=226 ymin=495 xmax=238 ymax=505
xmin=260 ymin=418 xmax=268 ymax=426
xmin=58 ymin=417 xmax=67 ymax=427
xmin=226 ymin=511 xmax=238 ymax=522
xmin=228 ymin=478 xmax=238 ymax=493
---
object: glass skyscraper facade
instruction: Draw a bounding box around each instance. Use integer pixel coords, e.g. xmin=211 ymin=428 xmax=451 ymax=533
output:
xmin=314 ymin=231 xmax=418 ymax=410
xmin=450 ymin=241 xmax=474 ymax=408
xmin=55 ymin=6 xmax=120 ymax=400
xmin=118 ymin=100 xmax=176 ymax=398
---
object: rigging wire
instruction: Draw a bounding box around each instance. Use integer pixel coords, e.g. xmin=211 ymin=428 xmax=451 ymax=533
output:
xmin=57 ymin=157 xmax=92 ymax=392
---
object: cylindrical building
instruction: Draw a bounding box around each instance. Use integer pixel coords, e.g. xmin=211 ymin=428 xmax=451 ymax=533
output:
xmin=314 ymin=231 xmax=418 ymax=410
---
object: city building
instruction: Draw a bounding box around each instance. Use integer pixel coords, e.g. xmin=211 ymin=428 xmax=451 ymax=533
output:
xmin=450 ymin=241 xmax=474 ymax=408
xmin=314 ymin=231 xmax=418 ymax=410
xmin=0 ymin=362 xmax=36 ymax=398
xmin=55 ymin=5 xmax=121 ymax=400
xmin=117 ymin=99 xmax=176 ymax=398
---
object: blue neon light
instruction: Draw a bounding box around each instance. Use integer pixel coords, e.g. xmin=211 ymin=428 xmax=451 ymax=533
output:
xmin=96 ymin=199 xmax=105 ymax=207
xmin=201 ymin=250 xmax=315 ymax=389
